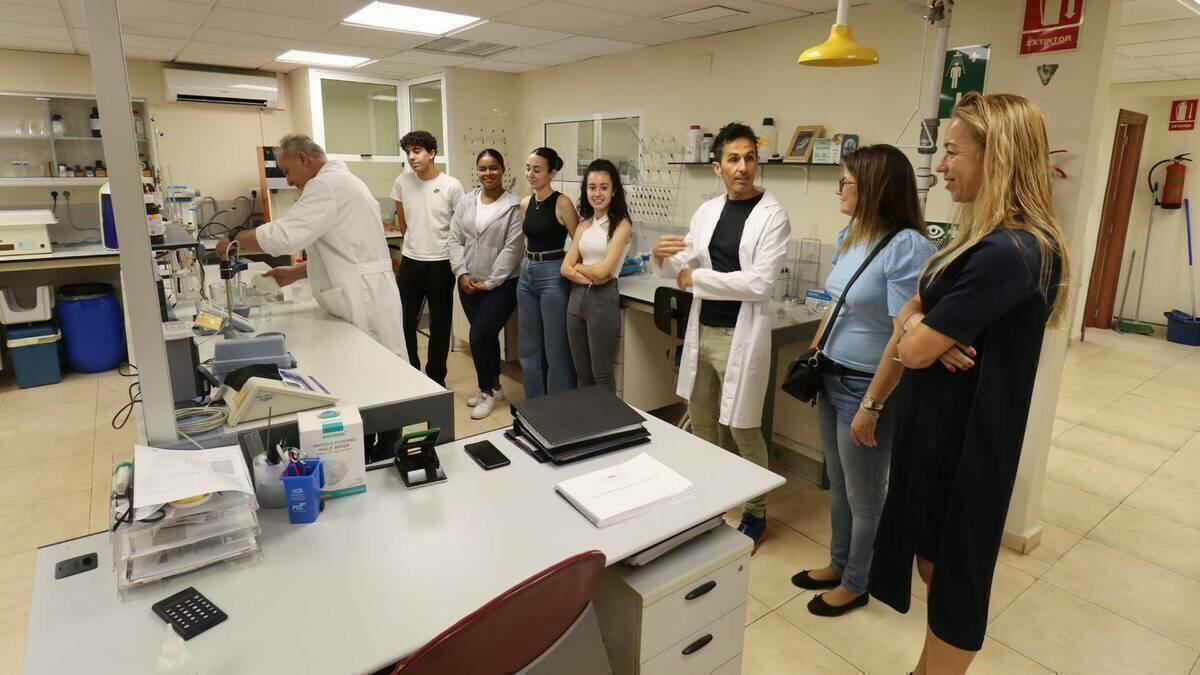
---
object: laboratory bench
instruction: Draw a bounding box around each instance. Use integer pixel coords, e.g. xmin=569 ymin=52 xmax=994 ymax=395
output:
xmin=24 ymin=412 xmax=783 ymax=675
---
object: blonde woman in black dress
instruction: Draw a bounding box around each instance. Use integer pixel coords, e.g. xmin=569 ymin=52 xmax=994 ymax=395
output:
xmin=869 ymin=92 xmax=1070 ymax=674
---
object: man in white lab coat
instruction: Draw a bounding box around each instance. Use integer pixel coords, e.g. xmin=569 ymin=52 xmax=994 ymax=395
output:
xmin=652 ymin=122 xmax=791 ymax=552
xmin=216 ymin=134 xmax=407 ymax=359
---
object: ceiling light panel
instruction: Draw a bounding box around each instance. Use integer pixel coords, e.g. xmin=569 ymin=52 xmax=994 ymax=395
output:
xmin=343 ymin=2 xmax=481 ymax=35
xmin=276 ymin=49 xmax=373 ymax=67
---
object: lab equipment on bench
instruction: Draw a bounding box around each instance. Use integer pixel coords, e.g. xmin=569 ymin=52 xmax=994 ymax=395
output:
xmin=0 ymin=209 xmax=53 ymax=256
xmin=163 ymin=321 xmax=207 ymax=405
xmin=224 ymin=372 xmax=336 ymax=426
xmin=393 ymin=428 xmax=446 ymax=488
xmin=208 ymin=334 xmax=292 ymax=384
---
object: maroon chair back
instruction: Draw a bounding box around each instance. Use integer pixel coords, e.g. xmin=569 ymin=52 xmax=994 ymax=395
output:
xmin=391 ymin=550 xmax=607 ymax=675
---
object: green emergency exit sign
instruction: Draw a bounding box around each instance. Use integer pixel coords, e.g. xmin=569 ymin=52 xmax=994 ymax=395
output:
xmin=939 ymin=44 xmax=990 ymax=119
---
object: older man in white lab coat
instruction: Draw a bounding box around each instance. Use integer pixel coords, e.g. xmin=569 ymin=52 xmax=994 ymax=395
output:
xmin=652 ymin=122 xmax=790 ymax=552
xmin=216 ymin=134 xmax=406 ymax=359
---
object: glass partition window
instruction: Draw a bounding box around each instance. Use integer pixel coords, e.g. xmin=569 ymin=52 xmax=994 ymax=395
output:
xmin=320 ymin=80 xmax=399 ymax=157
xmin=308 ymin=71 xmax=447 ymax=167
xmin=544 ymin=114 xmax=640 ymax=184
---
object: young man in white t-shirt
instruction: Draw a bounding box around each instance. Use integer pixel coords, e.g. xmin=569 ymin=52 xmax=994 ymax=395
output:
xmin=392 ymin=130 xmax=464 ymax=386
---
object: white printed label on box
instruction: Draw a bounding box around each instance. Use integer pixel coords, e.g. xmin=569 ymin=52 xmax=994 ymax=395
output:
xmin=298 ymin=407 xmax=365 ymax=499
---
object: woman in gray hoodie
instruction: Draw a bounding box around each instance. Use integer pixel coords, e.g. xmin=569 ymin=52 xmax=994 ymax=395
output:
xmin=448 ymin=149 xmax=525 ymax=419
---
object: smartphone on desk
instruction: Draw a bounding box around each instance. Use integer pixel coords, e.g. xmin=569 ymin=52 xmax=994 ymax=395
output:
xmin=465 ymin=440 xmax=510 ymax=470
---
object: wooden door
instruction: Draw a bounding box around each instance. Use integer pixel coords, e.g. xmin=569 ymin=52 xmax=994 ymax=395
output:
xmin=1083 ymin=109 xmax=1148 ymax=334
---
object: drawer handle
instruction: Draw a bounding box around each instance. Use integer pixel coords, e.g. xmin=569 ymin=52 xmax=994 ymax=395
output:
xmin=682 ymin=634 xmax=713 ymax=656
xmin=685 ymin=580 xmax=717 ymax=600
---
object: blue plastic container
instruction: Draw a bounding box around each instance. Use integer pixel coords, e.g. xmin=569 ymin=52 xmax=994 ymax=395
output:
xmin=280 ymin=457 xmax=325 ymax=524
xmin=1165 ymin=310 xmax=1200 ymax=346
xmin=100 ymin=188 xmax=118 ymax=250
xmin=57 ymin=283 xmax=126 ymax=373
xmin=6 ymin=322 xmax=62 ymax=388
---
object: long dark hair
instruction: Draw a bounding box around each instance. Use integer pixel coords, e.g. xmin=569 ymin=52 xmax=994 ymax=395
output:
xmin=840 ymin=144 xmax=927 ymax=251
xmin=530 ymin=147 xmax=563 ymax=172
xmin=577 ymin=159 xmax=630 ymax=241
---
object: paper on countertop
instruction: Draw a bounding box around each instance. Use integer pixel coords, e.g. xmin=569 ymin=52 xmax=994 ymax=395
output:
xmin=132 ymin=444 xmax=254 ymax=516
xmin=555 ymin=452 xmax=695 ymax=528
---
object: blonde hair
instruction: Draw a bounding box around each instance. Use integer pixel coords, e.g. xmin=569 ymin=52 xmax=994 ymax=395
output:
xmin=926 ymin=92 xmax=1070 ymax=327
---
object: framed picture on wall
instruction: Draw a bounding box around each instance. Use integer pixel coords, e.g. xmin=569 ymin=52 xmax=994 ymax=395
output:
xmin=784 ymin=125 xmax=824 ymax=163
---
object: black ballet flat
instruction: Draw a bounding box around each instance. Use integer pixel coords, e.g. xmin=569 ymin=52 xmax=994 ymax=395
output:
xmin=791 ymin=569 xmax=841 ymax=590
xmin=807 ymin=591 xmax=869 ymax=617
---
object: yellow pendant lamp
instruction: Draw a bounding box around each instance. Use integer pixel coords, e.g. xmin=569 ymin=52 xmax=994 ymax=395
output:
xmin=798 ymin=0 xmax=878 ymax=67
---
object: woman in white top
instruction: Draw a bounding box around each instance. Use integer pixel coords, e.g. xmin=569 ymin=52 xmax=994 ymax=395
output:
xmin=561 ymin=159 xmax=632 ymax=391
xmin=447 ymin=149 xmax=524 ymax=419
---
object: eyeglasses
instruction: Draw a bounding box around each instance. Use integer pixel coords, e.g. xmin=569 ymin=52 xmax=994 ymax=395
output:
xmin=837 ymin=178 xmax=856 ymax=193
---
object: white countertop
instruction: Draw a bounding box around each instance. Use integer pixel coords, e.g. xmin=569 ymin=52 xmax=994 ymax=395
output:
xmin=24 ymin=413 xmax=783 ymax=675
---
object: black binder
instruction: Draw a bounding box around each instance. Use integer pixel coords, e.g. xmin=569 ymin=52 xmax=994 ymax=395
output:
xmin=510 ymin=386 xmax=646 ymax=450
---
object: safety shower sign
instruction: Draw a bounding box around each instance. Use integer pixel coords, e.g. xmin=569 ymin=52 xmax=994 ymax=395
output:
xmin=1021 ymin=0 xmax=1084 ymax=55
xmin=939 ymin=44 xmax=990 ymax=119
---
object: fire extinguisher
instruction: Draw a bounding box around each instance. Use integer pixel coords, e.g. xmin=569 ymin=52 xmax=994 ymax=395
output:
xmin=1152 ymin=153 xmax=1192 ymax=210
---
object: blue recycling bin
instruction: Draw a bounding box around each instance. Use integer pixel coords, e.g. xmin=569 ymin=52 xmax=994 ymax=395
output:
xmin=57 ymin=283 xmax=126 ymax=373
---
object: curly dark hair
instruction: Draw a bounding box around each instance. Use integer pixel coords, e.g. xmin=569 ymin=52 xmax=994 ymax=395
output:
xmin=577 ymin=159 xmax=631 ymax=241
xmin=401 ymin=130 xmax=437 ymax=155
xmin=711 ymin=122 xmax=758 ymax=162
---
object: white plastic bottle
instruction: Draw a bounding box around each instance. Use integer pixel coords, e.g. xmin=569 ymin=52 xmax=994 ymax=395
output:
xmin=685 ymin=125 xmax=702 ymax=163
xmin=700 ymin=133 xmax=713 ymax=163
xmin=761 ymin=117 xmax=777 ymax=161
xmin=156 ymin=624 xmax=198 ymax=674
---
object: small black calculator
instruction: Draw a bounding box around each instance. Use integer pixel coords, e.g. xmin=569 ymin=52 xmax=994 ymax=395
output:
xmin=152 ymin=586 xmax=227 ymax=640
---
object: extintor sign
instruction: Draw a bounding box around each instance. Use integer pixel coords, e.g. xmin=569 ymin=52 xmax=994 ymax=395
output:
xmin=1021 ymin=0 xmax=1084 ymax=55
xmin=1170 ymin=99 xmax=1197 ymax=132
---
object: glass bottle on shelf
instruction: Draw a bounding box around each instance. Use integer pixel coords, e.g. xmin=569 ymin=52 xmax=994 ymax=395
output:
xmin=73 ymin=164 xmax=84 ymax=177
xmin=89 ymin=107 xmax=101 ymax=138
xmin=133 ymin=110 xmax=145 ymax=138
xmin=51 ymin=114 xmax=64 ymax=137
xmin=95 ymin=160 xmax=107 ymax=177
xmin=84 ymin=165 xmax=94 ymax=177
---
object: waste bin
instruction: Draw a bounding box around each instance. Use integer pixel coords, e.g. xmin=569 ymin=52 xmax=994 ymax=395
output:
xmin=58 ymin=283 xmax=126 ymax=372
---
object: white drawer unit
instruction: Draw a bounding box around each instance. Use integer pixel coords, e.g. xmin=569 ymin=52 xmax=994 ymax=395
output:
xmin=595 ymin=525 xmax=753 ymax=675
xmin=712 ymin=652 xmax=743 ymax=675
xmin=642 ymin=604 xmax=745 ymax=675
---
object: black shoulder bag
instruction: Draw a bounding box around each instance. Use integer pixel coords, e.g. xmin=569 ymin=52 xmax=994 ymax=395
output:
xmin=782 ymin=230 xmax=899 ymax=403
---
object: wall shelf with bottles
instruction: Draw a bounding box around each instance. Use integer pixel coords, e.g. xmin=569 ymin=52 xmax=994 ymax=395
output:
xmin=0 ymin=92 xmax=154 ymax=183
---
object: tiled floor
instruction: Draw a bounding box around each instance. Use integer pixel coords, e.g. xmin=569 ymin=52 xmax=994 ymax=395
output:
xmin=1 ymin=330 xmax=1198 ymax=674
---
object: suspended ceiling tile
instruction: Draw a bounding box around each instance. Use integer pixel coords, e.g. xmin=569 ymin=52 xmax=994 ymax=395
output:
xmin=119 ymin=0 xmax=212 ymax=25
xmin=312 ymin=24 xmax=430 ymax=50
xmin=72 ymin=29 xmax=185 ymax=52
xmin=258 ymin=61 xmax=303 ymax=73
xmin=354 ymin=60 xmax=440 ymax=77
xmin=189 ymin=28 xmax=302 ymax=51
xmin=1164 ymin=63 xmax=1200 ymax=76
xmin=1121 ymin=0 xmax=1197 ymax=26
xmin=122 ymin=18 xmax=197 ymax=39
xmin=379 ymin=0 xmax=540 ymax=20
xmin=215 ymin=0 xmax=372 ymax=23
xmin=298 ymin=41 xmax=398 ymax=59
xmin=495 ymin=1 xmax=639 ymax=34
xmin=1119 ymin=18 xmax=1200 ymax=45
xmin=448 ymin=21 xmax=571 ymax=48
xmin=124 ymin=47 xmax=180 ymax=62
xmin=5 ymin=0 xmax=64 ymax=7
xmin=557 ymin=0 xmax=710 ymax=19
xmin=0 ymin=2 xmax=66 ymax=26
xmin=202 ymin=6 xmax=334 ymax=41
xmin=1111 ymin=68 xmax=1181 ymax=82
xmin=540 ymin=35 xmax=642 ymax=56
xmin=0 ymin=36 xmax=74 ymax=53
xmin=0 ymin=20 xmax=70 ymax=41
xmin=494 ymin=47 xmax=582 ymax=65
xmin=180 ymin=42 xmax=286 ymax=61
xmin=585 ymin=18 xmax=716 ymax=45
xmin=383 ymin=50 xmax=478 ymax=66
xmin=463 ymin=59 xmax=542 ymax=72
xmin=686 ymin=0 xmax=804 ymax=32
xmin=1140 ymin=51 xmax=1200 ymax=67
xmin=1118 ymin=36 xmax=1200 ymax=57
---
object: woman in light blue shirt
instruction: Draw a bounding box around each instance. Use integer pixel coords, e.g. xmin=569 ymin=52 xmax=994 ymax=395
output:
xmin=791 ymin=145 xmax=936 ymax=617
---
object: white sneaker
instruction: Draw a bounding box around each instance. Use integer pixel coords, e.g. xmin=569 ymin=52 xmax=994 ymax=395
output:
xmin=471 ymin=392 xmax=497 ymax=420
xmin=468 ymin=387 xmax=503 ymax=407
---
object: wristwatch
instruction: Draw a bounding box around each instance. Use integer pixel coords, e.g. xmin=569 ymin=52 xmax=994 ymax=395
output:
xmin=861 ymin=394 xmax=885 ymax=412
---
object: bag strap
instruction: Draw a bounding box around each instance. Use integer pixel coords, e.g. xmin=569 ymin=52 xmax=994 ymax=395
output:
xmin=816 ymin=229 xmax=901 ymax=351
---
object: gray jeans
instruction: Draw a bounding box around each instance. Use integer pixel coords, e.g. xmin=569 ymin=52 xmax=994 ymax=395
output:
xmin=566 ymin=281 xmax=621 ymax=391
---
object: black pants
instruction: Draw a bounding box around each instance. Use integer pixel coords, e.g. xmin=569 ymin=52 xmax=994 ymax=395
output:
xmin=397 ymin=256 xmax=454 ymax=385
xmin=459 ymin=278 xmax=518 ymax=393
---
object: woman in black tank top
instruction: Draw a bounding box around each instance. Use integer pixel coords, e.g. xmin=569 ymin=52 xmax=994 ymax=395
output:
xmin=516 ymin=147 xmax=580 ymax=398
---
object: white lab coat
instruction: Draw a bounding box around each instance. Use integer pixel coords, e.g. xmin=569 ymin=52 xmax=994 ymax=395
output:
xmin=255 ymin=160 xmax=407 ymax=360
xmin=653 ymin=192 xmax=791 ymax=429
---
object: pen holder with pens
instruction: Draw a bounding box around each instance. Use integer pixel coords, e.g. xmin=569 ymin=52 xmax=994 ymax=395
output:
xmin=280 ymin=457 xmax=324 ymax=524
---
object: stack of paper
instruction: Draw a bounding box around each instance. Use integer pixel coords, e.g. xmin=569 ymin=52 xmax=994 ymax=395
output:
xmin=115 ymin=445 xmax=261 ymax=596
xmin=555 ymin=453 xmax=695 ymax=528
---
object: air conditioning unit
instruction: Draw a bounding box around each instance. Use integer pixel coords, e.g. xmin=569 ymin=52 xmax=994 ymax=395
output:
xmin=163 ymin=68 xmax=282 ymax=109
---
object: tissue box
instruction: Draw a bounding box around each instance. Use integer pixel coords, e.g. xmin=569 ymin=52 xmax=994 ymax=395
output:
xmin=298 ymin=407 xmax=365 ymax=499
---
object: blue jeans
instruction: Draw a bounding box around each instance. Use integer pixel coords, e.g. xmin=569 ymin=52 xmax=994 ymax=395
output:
xmin=818 ymin=371 xmax=893 ymax=594
xmin=517 ymin=259 xmax=576 ymax=398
